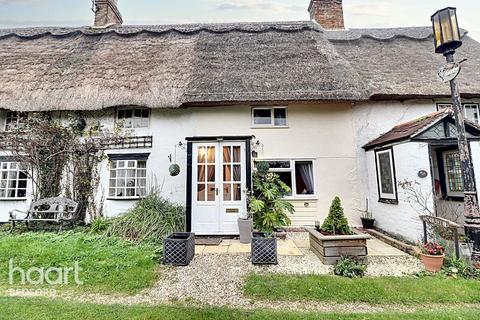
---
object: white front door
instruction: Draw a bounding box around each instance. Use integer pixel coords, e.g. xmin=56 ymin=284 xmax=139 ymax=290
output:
xmin=192 ymin=141 xmax=247 ymax=235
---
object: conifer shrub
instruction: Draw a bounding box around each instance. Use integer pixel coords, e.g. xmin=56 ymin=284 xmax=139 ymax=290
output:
xmin=321 ymin=197 xmax=352 ymax=235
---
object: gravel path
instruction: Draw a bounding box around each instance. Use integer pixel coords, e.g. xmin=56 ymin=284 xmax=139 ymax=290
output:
xmin=4 ymin=232 xmax=424 ymax=311
xmin=6 ymin=249 xmax=424 ymax=313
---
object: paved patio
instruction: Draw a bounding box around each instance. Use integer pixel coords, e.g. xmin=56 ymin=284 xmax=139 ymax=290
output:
xmin=195 ymin=233 xmax=408 ymax=257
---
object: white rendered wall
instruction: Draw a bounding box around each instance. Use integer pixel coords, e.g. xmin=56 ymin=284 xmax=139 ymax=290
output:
xmin=366 ymin=142 xmax=434 ymax=242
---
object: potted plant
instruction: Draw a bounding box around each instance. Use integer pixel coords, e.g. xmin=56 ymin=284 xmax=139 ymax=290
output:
xmin=249 ymin=161 xmax=294 ymax=264
xmin=360 ymin=211 xmax=375 ymax=229
xmin=238 ymin=212 xmax=253 ymax=244
xmin=419 ymin=242 xmax=445 ymax=272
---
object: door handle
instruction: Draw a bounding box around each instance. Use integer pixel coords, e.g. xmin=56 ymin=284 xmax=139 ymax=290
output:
xmin=215 ymin=188 xmax=219 ymax=196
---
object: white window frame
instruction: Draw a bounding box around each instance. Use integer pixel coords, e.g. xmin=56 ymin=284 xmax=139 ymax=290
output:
xmin=442 ymin=150 xmax=464 ymax=198
xmin=257 ymin=158 xmax=316 ymax=199
xmin=251 ymin=107 xmax=288 ymax=128
xmin=116 ymin=107 xmax=151 ymax=129
xmin=108 ymin=159 xmax=148 ymax=199
xmin=375 ymin=148 xmax=397 ymax=203
xmin=0 ymin=162 xmax=28 ymax=200
xmin=437 ymin=103 xmax=480 ymax=124
xmin=4 ymin=111 xmax=27 ymax=131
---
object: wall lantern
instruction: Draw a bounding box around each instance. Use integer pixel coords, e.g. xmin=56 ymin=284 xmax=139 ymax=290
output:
xmin=431 ymin=7 xmax=462 ymax=55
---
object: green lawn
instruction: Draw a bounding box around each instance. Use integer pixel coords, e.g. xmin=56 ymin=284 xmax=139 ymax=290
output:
xmin=0 ymin=232 xmax=159 ymax=294
xmin=0 ymin=297 xmax=479 ymax=320
xmin=245 ymin=273 xmax=480 ymax=304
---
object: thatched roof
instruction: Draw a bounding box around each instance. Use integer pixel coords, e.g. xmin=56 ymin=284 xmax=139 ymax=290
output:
xmin=327 ymin=28 xmax=480 ymax=100
xmin=0 ymin=21 xmax=479 ymax=111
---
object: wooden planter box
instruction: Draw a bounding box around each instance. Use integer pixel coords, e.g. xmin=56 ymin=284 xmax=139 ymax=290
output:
xmin=307 ymin=228 xmax=370 ymax=265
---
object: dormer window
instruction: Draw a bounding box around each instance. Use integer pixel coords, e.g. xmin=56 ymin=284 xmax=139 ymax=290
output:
xmin=116 ymin=108 xmax=150 ymax=129
xmin=4 ymin=111 xmax=27 ymax=131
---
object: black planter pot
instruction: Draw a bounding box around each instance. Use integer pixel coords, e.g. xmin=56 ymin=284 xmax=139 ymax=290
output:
xmin=251 ymin=232 xmax=278 ymax=265
xmin=361 ymin=218 xmax=375 ymax=229
xmin=163 ymin=232 xmax=195 ymax=266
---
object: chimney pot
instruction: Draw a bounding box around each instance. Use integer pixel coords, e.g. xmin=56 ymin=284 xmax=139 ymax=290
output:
xmin=93 ymin=0 xmax=123 ymax=28
xmin=308 ymin=0 xmax=344 ymax=30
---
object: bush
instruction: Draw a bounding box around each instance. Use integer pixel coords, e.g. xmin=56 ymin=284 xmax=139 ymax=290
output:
xmin=89 ymin=218 xmax=110 ymax=234
xmin=321 ymin=197 xmax=351 ymax=235
xmin=442 ymin=256 xmax=480 ymax=280
xmin=249 ymin=161 xmax=294 ymax=232
xmin=334 ymin=257 xmax=366 ymax=278
xmin=106 ymin=191 xmax=185 ymax=244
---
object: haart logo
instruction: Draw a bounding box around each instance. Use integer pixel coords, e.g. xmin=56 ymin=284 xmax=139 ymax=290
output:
xmin=8 ymin=259 xmax=83 ymax=286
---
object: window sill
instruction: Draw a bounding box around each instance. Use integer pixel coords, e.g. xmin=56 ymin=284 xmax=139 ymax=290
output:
xmin=0 ymin=198 xmax=28 ymax=201
xmin=251 ymin=125 xmax=289 ymax=129
xmin=378 ymin=198 xmax=398 ymax=205
xmin=284 ymin=196 xmax=318 ymax=201
xmin=106 ymin=197 xmax=144 ymax=201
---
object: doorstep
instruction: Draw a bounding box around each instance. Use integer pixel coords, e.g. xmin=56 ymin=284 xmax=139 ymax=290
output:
xmin=195 ymin=239 xmax=303 ymax=256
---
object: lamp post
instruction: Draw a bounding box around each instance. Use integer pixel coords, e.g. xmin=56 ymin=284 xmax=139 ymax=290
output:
xmin=432 ymin=7 xmax=480 ymax=259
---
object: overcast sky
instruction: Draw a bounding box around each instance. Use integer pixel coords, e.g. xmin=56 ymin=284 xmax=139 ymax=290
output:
xmin=0 ymin=0 xmax=478 ymax=40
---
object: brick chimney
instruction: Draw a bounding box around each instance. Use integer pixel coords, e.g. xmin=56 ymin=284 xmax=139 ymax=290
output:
xmin=93 ymin=0 xmax=123 ymax=28
xmin=308 ymin=0 xmax=344 ymax=30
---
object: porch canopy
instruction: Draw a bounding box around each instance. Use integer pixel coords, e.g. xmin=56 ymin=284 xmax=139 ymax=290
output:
xmin=363 ymin=109 xmax=480 ymax=151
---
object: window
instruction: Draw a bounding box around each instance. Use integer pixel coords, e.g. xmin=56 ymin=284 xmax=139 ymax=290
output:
xmin=375 ymin=148 xmax=397 ymax=203
xmin=252 ymin=107 xmax=288 ymax=127
xmin=4 ymin=111 xmax=27 ymax=131
xmin=116 ymin=108 xmax=150 ymax=128
xmin=437 ymin=103 xmax=480 ymax=124
xmin=442 ymin=150 xmax=463 ymax=197
xmin=464 ymin=104 xmax=479 ymax=124
xmin=257 ymin=159 xmax=315 ymax=197
xmin=108 ymin=159 xmax=147 ymax=198
xmin=0 ymin=162 xmax=28 ymax=199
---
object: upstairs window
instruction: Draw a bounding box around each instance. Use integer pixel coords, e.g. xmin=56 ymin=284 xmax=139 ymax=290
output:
xmin=437 ymin=103 xmax=480 ymax=124
xmin=4 ymin=111 xmax=27 ymax=131
xmin=252 ymin=107 xmax=288 ymax=127
xmin=256 ymin=159 xmax=315 ymax=197
xmin=0 ymin=162 xmax=28 ymax=199
xmin=117 ymin=108 xmax=150 ymax=129
xmin=375 ymin=148 xmax=398 ymax=203
xmin=108 ymin=159 xmax=147 ymax=198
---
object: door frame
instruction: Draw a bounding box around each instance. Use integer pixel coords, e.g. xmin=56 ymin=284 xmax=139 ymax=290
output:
xmin=185 ymin=136 xmax=253 ymax=233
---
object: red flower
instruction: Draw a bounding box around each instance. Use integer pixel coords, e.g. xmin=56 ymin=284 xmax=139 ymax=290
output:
xmin=421 ymin=242 xmax=445 ymax=256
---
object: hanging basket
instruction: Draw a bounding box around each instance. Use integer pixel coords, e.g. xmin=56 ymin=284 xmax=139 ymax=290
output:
xmin=169 ymin=163 xmax=180 ymax=176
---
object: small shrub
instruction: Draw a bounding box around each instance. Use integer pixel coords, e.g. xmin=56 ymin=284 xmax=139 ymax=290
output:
xmin=89 ymin=218 xmax=110 ymax=234
xmin=334 ymin=257 xmax=366 ymax=278
xmin=106 ymin=191 xmax=185 ymax=244
xmin=321 ymin=197 xmax=351 ymax=235
xmin=442 ymin=256 xmax=480 ymax=280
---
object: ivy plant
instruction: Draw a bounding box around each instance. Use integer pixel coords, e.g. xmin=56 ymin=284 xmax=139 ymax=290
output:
xmin=249 ymin=161 xmax=294 ymax=233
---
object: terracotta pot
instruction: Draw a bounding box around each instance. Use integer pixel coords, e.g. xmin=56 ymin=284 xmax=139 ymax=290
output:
xmin=420 ymin=253 xmax=445 ymax=272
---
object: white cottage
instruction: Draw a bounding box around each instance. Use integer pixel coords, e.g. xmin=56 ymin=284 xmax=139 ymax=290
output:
xmin=1 ymin=0 xmax=480 ymax=241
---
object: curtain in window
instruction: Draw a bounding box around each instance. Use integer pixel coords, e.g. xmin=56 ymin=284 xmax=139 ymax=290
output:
xmin=296 ymin=162 xmax=314 ymax=194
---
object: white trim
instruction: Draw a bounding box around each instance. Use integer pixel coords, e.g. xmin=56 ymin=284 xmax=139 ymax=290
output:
xmin=251 ymin=106 xmax=289 ymax=128
xmin=108 ymin=159 xmax=147 ymax=198
xmin=375 ymin=149 xmax=397 ymax=201
xmin=0 ymin=161 xmax=28 ymax=199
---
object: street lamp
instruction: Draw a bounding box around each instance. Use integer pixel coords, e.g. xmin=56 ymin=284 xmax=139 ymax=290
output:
xmin=432 ymin=7 xmax=480 ymax=260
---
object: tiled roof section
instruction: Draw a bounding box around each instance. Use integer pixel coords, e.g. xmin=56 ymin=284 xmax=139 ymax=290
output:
xmin=363 ymin=109 xmax=451 ymax=150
